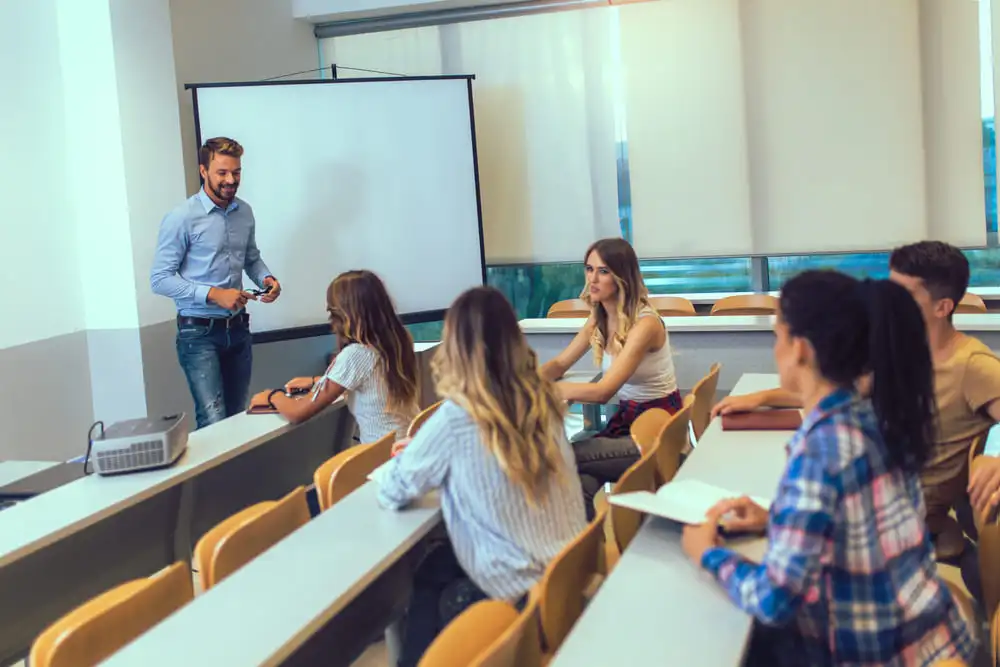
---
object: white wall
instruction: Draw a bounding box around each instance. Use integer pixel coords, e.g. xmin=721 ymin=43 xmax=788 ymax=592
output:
xmin=169 ymin=0 xmax=319 ymax=204
xmin=0 ymin=0 xmax=85 ymax=350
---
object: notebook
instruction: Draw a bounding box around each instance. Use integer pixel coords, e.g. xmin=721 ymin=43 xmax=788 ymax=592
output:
xmin=721 ymin=409 xmax=802 ymax=431
xmin=608 ymin=478 xmax=771 ymax=526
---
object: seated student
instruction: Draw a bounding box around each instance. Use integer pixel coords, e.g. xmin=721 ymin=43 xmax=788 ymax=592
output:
xmin=712 ymin=242 xmax=1000 ymax=548
xmin=264 ymin=270 xmax=419 ymax=443
xmin=376 ymin=286 xmax=587 ymax=667
xmin=683 ymin=270 xmax=976 ymax=666
xmin=541 ymin=237 xmax=680 ymax=512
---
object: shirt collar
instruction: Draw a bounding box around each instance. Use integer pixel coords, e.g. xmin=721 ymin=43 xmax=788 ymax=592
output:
xmin=197 ymin=187 xmax=239 ymax=214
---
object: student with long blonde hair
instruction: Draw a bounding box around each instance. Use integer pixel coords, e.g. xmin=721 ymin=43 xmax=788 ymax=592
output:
xmin=542 ymin=237 xmax=680 ymax=513
xmin=376 ymin=286 xmax=586 ymax=667
xmin=264 ymin=270 xmax=419 ymax=442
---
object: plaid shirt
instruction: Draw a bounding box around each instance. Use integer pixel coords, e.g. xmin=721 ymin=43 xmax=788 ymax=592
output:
xmin=701 ymin=389 xmax=976 ymax=666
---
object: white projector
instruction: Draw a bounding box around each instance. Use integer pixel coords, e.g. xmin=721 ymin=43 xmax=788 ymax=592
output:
xmin=90 ymin=414 xmax=189 ymax=475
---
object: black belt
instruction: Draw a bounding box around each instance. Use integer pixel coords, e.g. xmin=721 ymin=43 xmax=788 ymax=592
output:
xmin=177 ymin=312 xmax=249 ymax=329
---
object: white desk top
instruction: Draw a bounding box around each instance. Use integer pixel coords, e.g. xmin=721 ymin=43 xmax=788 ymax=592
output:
xmin=0 ymin=403 xmax=345 ymax=570
xmin=652 ymin=287 xmax=1000 ymax=305
xmin=102 ymin=483 xmax=441 ymax=667
xmin=0 ymin=460 xmax=59 ymax=488
xmin=550 ymin=373 xmax=788 ymax=667
xmin=521 ymin=313 xmax=1000 ymax=334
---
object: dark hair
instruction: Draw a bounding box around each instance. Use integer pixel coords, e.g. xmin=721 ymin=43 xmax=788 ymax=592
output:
xmin=889 ymin=241 xmax=969 ymax=315
xmin=198 ymin=137 xmax=244 ymax=168
xmin=582 ymin=238 xmax=649 ymax=361
xmin=779 ymin=270 xmax=935 ymax=472
xmin=326 ymin=270 xmax=418 ymax=415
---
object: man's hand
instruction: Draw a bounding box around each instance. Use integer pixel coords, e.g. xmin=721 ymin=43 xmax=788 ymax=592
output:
xmin=969 ymin=455 xmax=1000 ymax=522
xmin=708 ymin=495 xmax=769 ymax=534
xmin=260 ymin=276 xmax=281 ymax=304
xmin=208 ymin=287 xmax=255 ymax=311
xmin=682 ymin=506 xmax=723 ymax=565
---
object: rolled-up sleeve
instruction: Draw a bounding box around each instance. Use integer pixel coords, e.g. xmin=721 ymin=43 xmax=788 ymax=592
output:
xmin=150 ymin=210 xmax=210 ymax=304
xmin=243 ymin=209 xmax=272 ymax=288
xmin=376 ymin=410 xmax=450 ymax=510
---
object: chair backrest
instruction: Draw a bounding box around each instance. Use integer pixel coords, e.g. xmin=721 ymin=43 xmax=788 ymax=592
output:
xmin=608 ymin=447 xmax=658 ymax=554
xmin=979 ymin=509 xmax=1000 ymax=622
xmin=628 ymin=408 xmax=671 ymax=456
xmin=991 ymin=605 xmax=1000 ymax=667
xmin=30 ymin=562 xmax=193 ymax=667
xmin=539 ymin=507 xmax=607 ymax=654
xmin=956 ymin=292 xmax=987 ymax=314
xmin=319 ymin=432 xmax=396 ymax=510
xmin=648 ymin=296 xmax=696 ymax=317
xmin=418 ymin=600 xmax=519 ymax=667
xmin=477 ymin=592 xmax=542 ymax=667
xmin=313 ymin=447 xmax=364 ymax=511
xmin=690 ymin=363 xmax=722 ymax=441
xmin=547 ymin=299 xmax=590 ymax=319
xmin=710 ymin=294 xmax=778 ymax=316
xmin=408 ymin=400 xmax=443 ymax=437
xmin=656 ymin=397 xmax=693 ymax=485
xmin=194 ymin=486 xmax=310 ymax=590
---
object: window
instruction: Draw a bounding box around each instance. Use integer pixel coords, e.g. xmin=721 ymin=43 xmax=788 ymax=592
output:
xmin=767 ymin=252 xmax=889 ymax=289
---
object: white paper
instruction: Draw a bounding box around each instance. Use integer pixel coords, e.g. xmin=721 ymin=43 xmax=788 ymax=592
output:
xmin=608 ymin=478 xmax=771 ymax=525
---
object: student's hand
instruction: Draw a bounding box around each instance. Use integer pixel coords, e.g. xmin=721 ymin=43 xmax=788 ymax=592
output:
xmin=969 ymin=455 xmax=1000 ymax=521
xmin=709 ymin=496 xmax=769 ymax=534
xmin=209 ymin=287 xmax=255 ymax=311
xmin=260 ymin=276 xmax=281 ymax=303
xmin=710 ymin=393 xmax=765 ymax=419
xmin=682 ymin=507 xmax=723 ymax=565
xmin=391 ymin=438 xmax=412 ymax=458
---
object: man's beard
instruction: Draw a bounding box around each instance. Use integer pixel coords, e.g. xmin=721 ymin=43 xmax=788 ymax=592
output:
xmin=211 ymin=181 xmax=238 ymax=202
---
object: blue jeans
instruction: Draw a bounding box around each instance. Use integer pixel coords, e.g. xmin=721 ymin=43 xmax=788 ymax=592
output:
xmin=176 ymin=314 xmax=252 ymax=429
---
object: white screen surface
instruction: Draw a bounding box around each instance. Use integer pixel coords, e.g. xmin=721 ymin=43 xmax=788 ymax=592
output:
xmin=193 ymin=78 xmax=484 ymax=333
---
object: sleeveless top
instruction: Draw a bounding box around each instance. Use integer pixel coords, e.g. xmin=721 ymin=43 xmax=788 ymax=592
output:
xmin=601 ymin=307 xmax=678 ymax=402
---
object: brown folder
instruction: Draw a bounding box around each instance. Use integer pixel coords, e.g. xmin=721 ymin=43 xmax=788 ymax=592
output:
xmin=246 ymin=390 xmax=279 ymax=415
xmin=721 ymin=409 xmax=803 ymax=431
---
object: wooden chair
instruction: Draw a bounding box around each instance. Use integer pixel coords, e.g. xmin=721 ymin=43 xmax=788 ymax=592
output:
xmin=655 ymin=397 xmax=693 ymax=486
xmin=956 ymin=292 xmax=987 ymax=314
xmin=980 ymin=507 xmax=1000 ymax=623
xmin=648 ymin=296 xmax=696 ymax=317
xmin=605 ymin=448 xmax=657 ymax=563
xmin=629 ymin=407 xmax=672 ymax=456
xmin=418 ymin=600 xmax=518 ymax=667
xmin=991 ymin=605 xmax=999 ymax=667
xmin=538 ymin=507 xmax=607 ymax=655
xmin=419 ymin=593 xmax=543 ymax=667
xmin=710 ymin=294 xmax=778 ymax=316
xmin=30 ymin=562 xmax=192 ymax=667
xmin=314 ymin=432 xmax=396 ymax=511
xmin=193 ymin=486 xmax=310 ymax=590
xmin=408 ymin=400 xmax=443 ymax=437
xmin=690 ymin=363 xmax=722 ymax=443
xmin=547 ymin=299 xmax=590 ymax=319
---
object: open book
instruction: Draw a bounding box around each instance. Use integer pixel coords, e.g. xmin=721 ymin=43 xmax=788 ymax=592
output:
xmin=608 ymin=478 xmax=771 ymax=526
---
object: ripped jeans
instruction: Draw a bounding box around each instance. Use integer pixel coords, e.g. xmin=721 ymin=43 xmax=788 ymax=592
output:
xmin=176 ymin=314 xmax=253 ymax=429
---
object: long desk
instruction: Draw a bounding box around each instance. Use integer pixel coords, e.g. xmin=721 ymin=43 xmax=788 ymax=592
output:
xmin=652 ymin=287 xmax=1000 ymax=307
xmin=550 ymin=373 xmax=788 ymax=666
xmin=0 ymin=460 xmax=58 ymax=487
xmin=522 ymin=314 xmax=1000 ymax=393
xmin=0 ymin=405 xmax=354 ymax=666
xmin=102 ymin=484 xmax=440 ymax=667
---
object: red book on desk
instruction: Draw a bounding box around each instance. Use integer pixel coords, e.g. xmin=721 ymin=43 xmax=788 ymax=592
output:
xmin=721 ymin=409 xmax=802 ymax=431
xmin=246 ymin=390 xmax=280 ymax=415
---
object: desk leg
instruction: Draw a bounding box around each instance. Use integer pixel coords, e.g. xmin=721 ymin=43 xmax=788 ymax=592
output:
xmin=170 ymin=480 xmax=196 ymax=563
xmin=385 ymin=619 xmax=404 ymax=666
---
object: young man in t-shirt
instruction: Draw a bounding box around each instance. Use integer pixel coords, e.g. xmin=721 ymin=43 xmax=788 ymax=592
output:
xmin=713 ymin=241 xmax=1000 ymax=551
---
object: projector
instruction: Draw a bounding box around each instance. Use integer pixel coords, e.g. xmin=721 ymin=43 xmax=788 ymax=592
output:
xmin=90 ymin=414 xmax=189 ymax=476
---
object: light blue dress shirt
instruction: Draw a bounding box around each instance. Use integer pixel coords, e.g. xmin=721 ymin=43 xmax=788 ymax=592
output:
xmin=150 ymin=189 xmax=272 ymax=318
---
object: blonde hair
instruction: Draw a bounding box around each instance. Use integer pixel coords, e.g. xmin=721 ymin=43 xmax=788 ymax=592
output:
xmin=581 ymin=238 xmax=651 ymax=365
xmin=327 ymin=270 xmax=418 ymax=418
xmin=433 ymin=287 xmax=567 ymax=504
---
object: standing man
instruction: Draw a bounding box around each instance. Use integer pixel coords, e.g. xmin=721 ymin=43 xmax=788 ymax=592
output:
xmin=151 ymin=137 xmax=280 ymax=429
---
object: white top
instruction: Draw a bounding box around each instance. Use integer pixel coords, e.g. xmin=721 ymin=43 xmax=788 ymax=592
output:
xmin=321 ymin=343 xmax=417 ymax=444
xmin=375 ymin=401 xmax=587 ymax=600
xmin=602 ymin=309 xmax=678 ymax=402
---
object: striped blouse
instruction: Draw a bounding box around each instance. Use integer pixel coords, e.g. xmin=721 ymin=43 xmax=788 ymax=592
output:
xmin=320 ymin=343 xmax=415 ymax=444
xmin=376 ymin=400 xmax=587 ymax=600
